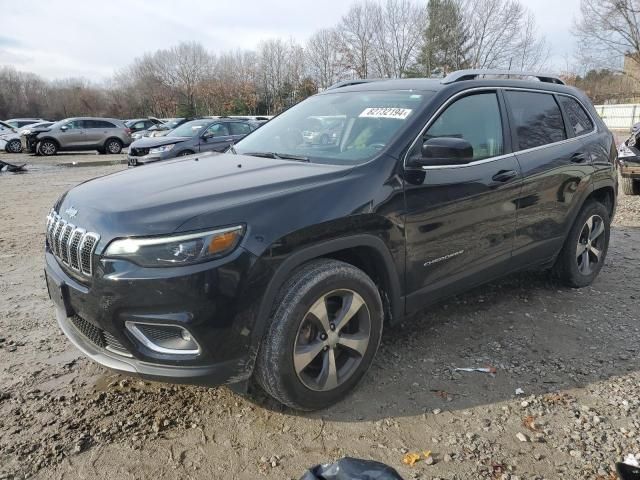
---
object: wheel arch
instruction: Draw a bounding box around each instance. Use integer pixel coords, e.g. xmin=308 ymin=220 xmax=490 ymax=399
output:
xmin=587 ymin=185 xmax=616 ymax=218
xmin=104 ymin=136 xmax=123 ymax=147
xmin=38 ymin=136 xmax=60 ymax=147
xmin=249 ymin=234 xmax=403 ymax=357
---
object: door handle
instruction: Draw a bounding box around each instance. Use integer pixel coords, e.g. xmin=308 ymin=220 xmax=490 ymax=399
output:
xmin=571 ymin=152 xmax=586 ymax=163
xmin=491 ymin=170 xmax=518 ymax=182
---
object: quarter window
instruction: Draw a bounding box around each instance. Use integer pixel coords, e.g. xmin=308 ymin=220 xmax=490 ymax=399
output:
xmin=413 ymin=92 xmax=504 ymax=161
xmin=505 ymin=91 xmax=567 ymax=150
xmin=558 ymin=96 xmax=594 ymax=136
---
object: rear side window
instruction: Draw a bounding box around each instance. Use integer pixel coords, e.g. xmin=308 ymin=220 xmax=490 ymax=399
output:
xmin=505 ymin=91 xmax=566 ymax=150
xmin=228 ymin=122 xmax=252 ymax=135
xmin=416 ymin=92 xmax=504 ymax=161
xmin=90 ymin=120 xmax=117 ymax=129
xmin=558 ymin=96 xmax=594 ymax=136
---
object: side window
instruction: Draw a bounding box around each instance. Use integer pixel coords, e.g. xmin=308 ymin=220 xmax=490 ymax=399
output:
xmin=64 ymin=120 xmax=84 ymax=129
xmin=229 ymin=122 xmax=252 ymax=135
xmin=413 ymin=92 xmax=504 ymax=161
xmin=505 ymin=91 xmax=567 ymax=150
xmin=558 ymin=96 xmax=594 ymax=136
xmin=204 ymin=123 xmax=229 ymax=137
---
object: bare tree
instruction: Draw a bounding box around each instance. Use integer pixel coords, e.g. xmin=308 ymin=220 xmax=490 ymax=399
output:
xmin=337 ymin=1 xmax=380 ymax=78
xmin=512 ymin=12 xmax=550 ymax=71
xmin=574 ymin=0 xmax=640 ymax=76
xmin=306 ymin=29 xmax=345 ymax=89
xmin=372 ymin=0 xmax=425 ymax=77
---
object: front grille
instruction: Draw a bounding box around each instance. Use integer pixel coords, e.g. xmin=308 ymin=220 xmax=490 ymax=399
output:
xmin=69 ymin=314 xmax=130 ymax=357
xmin=46 ymin=210 xmax=100 ymax=276
xmin=130 ymin=147 xmax=149 ymax=157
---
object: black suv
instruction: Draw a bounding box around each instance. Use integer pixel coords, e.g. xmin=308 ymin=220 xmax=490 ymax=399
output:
xmin=44 ymin=70 xmax=617 ymax=410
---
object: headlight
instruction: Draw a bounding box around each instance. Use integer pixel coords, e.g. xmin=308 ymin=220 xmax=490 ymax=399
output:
xmin=103 ymin=226 xmax=244 ymax=267
xmin=149 ymin=144 xmax=176 ymax=154
xmin=618 ymin=144 xmax=637 ymax=158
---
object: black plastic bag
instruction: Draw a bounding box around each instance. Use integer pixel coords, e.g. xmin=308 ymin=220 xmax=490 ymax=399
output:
xmin=299 ymin=457 xmax=404 ymax=480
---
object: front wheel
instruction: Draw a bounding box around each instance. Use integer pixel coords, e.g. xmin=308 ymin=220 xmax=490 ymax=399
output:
xmin=38 ymin=140 xmax=58 ymax=156
xmin=254 ymin=259 xmax=383 ymax=410
xmin=6 ymin=139 xmax=22 ymax=153
xmin=553 ymin=200 xmax=610 ymax=288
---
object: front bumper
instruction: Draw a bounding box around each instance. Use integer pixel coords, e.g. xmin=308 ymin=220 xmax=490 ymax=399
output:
xmin=45 ymin=245 xmax=260 ymax=386
xmin=127 ymin=152 xmax=165 ymax=166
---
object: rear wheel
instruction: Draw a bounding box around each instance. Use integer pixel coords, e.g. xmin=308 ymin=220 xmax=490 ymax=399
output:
xmin=38 ymin=140 xmax=58 ymax=156
xmin=553 ymin=200 xmax=610 ymax=288
xmin=254 ymin=259 xmax=383 ymax=410
xmin=105 ymin=138 xmax=122 ymax=154
xmin=620 ymin=175 xmax=640 ymax=195
xmin=6 ymin=139 xmax=22 ymax=153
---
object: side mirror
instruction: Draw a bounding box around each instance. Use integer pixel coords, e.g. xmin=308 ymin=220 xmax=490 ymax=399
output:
xmin=60 ymin=125 xmax=68 ymax=131
xmin=408 ymin=137 xmax=473 ymax=168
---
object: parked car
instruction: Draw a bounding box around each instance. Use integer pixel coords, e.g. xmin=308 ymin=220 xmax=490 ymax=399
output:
xmin=125 ymin=117 xmax=164 ymax=135
xmin=145 ymin=117 xmax=189 ymax=138
xmin=302 ymin=116 xmax=345 ymax=145
xmin=1 ymin=121 xmax=54 ymax=153
xmin=127 ymin=118 xmax=255 ymax=166
xmin=4 ymin=118 xmax=47 ymax=129
xmin=44 ymin=69 xmax=617 ymax=410
xmin=23 ymin=117 xmax=131 ymax=156
xmin=617 ymin=133 xmax=640 ymax=195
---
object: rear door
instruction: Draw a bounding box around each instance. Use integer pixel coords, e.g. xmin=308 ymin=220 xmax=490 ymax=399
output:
xmin=403 ymin=90 xmax=523 ymax=311
xmin=504 ymin=90 xmax=595 ymax=265
xmin=198 ymin=123 xmax=233 ymax=152
xmin=227 ymin=121 xmax=253 ymax=143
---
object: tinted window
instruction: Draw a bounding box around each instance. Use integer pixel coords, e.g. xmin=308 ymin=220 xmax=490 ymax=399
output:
xmin=203 ymin=123 xmax=229 ymax=137
xmin=505 ymin=91 xmax=566 ymax=150
xmin=413 ymin=92 xmax=504 ymax=161
xmin=228 ymin=122 xmax=252 ymax=135
xmin=558 ymin=96 xmax=594 ymax=136
xmin=86 ymin=120 xmax=117 ymax=129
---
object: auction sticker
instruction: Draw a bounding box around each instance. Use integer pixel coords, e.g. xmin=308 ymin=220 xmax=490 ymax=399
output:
xmin=359 ymin=107 xmax=412 ymax=119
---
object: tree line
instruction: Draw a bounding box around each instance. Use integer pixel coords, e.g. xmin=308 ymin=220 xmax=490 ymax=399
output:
xmin=3 ymin=0 xmax=629 ymax=120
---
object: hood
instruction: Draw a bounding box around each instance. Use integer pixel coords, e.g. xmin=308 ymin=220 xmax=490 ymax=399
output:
xmin=56 ymin=153 xmax=351 ymax=242
xmin=130 ymin=136 xmax=189 ymax=148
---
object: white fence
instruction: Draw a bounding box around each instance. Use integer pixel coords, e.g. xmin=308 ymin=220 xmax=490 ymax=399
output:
xmin=593 ymin=104 xmax=640 ymax=131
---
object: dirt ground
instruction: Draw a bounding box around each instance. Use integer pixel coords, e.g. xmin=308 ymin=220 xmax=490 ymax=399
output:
xmin=1 ymin=151 xmax=639 ymax=480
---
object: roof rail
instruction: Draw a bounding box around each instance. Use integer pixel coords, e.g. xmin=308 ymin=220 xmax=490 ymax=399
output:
xmin=326 ymin=79 xmax=381 ymax=90
xmin=441 ymin=69 xmax=565 ymax=85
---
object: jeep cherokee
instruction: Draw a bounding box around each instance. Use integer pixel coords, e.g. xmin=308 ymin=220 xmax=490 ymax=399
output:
xmin=44 ymin=70 xmax=618 ymax=410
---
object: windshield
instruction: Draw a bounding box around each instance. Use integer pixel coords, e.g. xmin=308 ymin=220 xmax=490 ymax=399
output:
xmin=167 ymin=119 xmax=210 ymax=138
xmin=234 ymin=90 xmax=434 ymax=165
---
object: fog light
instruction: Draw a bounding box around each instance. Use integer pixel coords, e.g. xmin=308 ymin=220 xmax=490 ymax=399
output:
xmin=125 ymin=322 xmax=200 ymax=355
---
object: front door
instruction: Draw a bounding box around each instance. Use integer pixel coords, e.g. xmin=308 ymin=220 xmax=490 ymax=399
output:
xmin=199 ymin=123 xmax=233 ymax=153
xmin=403 ymin=90 xmax=522 ymax=311
xmin=58 ymin=120 xmax=86 ymax=148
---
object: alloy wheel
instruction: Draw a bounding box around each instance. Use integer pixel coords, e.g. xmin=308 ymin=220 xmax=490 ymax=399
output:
xmin=108 ymin=141 xmax=121 ymax=153
xmin=576 ymin=214 xmax=605 ymax=275
xmin=7 ymin=139 xmax=22 ymax=153
xmin=40 ymin=142 xmax=56 ymax=155
xmin=293 ymin=289 xmax=371 ymax=392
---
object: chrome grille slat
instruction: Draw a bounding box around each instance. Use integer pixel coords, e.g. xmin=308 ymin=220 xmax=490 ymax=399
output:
xmin=46 ymin=210 xmax=99 ymax=278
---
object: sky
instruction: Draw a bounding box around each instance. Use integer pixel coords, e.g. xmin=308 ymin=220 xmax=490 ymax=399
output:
xmin=0 ymin=0 xmax=581 ymax=82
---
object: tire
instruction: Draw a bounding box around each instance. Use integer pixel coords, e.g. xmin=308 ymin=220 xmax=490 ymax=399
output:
xmin=104 ymin=138 xmax=122 ymax=154
xmin=254 ymin=259 xmax=383 ymax=411
xmin=620 ymin=175 xmax=640 ymax=195
xmin=177 ymin=150 xmax=194 ymax=157
xmin=38 ymin=140 xmax=58 ymax=156
xmin=6 ymin=139 xmax=22 ymax=153
xmin=553 ymin=200 xmax=610 ymax=288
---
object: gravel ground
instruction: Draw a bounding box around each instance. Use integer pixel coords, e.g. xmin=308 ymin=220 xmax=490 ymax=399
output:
xmin=0 ymin=152 xmax=639 ymax=480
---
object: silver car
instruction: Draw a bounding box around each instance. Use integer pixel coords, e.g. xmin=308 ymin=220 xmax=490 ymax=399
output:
xmin=26 ymin=117 xmax=132 ymax=156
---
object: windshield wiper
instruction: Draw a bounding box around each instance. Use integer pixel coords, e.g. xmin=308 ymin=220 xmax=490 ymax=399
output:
xmin=242 ymin=151 xmax=310 ymax=162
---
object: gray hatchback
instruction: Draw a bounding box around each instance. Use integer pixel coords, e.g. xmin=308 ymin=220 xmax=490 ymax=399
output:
xmin=127 ymin=118 xmax=256 ymax=166
xmin=25 ymin=117 xmax=131 ymax=156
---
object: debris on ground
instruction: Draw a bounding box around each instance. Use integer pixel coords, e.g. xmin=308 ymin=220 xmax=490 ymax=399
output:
xmin=454 ymin=366 xmax=497 ymax=374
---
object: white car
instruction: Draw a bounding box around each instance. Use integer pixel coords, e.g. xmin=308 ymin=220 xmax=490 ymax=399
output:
xmin=1 ymin=121 xmax=53 ymax=153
